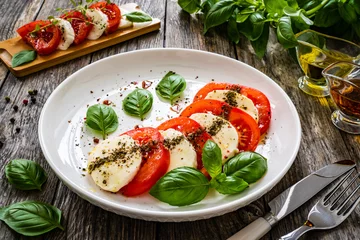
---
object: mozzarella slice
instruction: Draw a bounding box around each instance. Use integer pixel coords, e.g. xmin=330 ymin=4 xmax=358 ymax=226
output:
xmin=190 ymin=113 xmax=239 ymax=163
xmin=119 ymin=7 xmax=133 ymax=29
xmin=205 ymin=90 xmax=259 ymax=122
xmin=86 ymin=9 xmax=108 ymax=40
xmin=88 ymin=135 xmax=142 ymax=192
xmin=54 ymin=18 xmax=74 ymax=50
xmin=160 ymin=129 xmax=197 ymax=171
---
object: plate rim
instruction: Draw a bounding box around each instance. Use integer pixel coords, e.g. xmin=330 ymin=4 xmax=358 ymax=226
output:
xmin=38 ymin=48 xmax=301 ymax=220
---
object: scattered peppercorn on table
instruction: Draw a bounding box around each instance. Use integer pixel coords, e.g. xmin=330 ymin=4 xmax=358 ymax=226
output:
xmin=0 ymin=0 xmax=359 ymax=239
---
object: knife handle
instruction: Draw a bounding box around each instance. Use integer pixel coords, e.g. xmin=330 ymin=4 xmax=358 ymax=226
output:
xmin=227 ymin=216 xmax=272 ymax=240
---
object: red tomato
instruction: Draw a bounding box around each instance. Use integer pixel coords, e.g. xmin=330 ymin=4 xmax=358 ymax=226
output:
xmin=193 ymin=82 xmax=271 ymax=135
xmin=180 ymin=99 xmax=260 ymax=151
xmin=61 ymin=11 xmax=93 ymax=45
xmin=157 ymin=117 xmax=214 ymax=169
xmin=120 ymin=127 xmax=170 ymax=196
xmin=17 ymin=20 xmax=61 ymax=55
xmin=90 ymin=1 xmax=121 ymax=34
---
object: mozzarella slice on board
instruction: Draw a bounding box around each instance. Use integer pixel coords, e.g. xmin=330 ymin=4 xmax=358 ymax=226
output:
xmin=86 ymin=9 xmax=108 ymax=40
xmin=118 ymin=4 xmax=152 ymax=29
xmin=119 ymin=7 xmax=133 ymax=29
xmin=160 ymin=129 xmax=197 ymax=171
xmin=87 ymin=135 xmax=142 ymax=192
xmin=54 ymin=18 xmax=75 ymax=50
xmin=190 ymin=113 xmax=239 ymax=163
xmin=205 ymin=90 xmax=259 ymax=122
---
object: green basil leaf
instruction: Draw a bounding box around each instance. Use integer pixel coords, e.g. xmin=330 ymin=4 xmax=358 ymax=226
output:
xmin=286 ymin=0 xmax=298 ymax=8
xmin=5 ymin=159 xmax=47 ymax=190
xmin=178 ymin=0 xmax=201 ymax=14
xmin=301 ymin=0 xmax=318 ymax=10
xmin=201 ymin=0 xmax=218 ymax=15
xmin=314 ymin=0 xmax=341 ymax=27
xmin=264 ymin=0 xmax=288 ymax=16
xmin=124 ymin=11 xmax=152 ymax=22
xmin=0 ymin=201 xmax=64 ymax=236
xmin=353 ymin=22 xmax=360 ymax=39
xmin=156 ymin=71 xmax=186 ymax=104
xmin=338 ymin=3 xmax=357 ymax=24
xmin=238 ymin=12 xmax=264 ymax=41
xmin=202 ymin=140 xmax=222 ymax=178
xmin=351 ymin=0 xmax=360 ymax=15
xmin=11 ymin=50 xmax=37 ymax=68
xmin=283 ymin=6 xmax=300 ymax=16
xmin=227 ymin=16 xmax=240 ymax=44
xmin=86 ymin=104 xmax=119 ymax=139
xmin=284 ymin=7 xmax=312 ymax=30
xmin=236 ymin=13 xmax=250 ymax=23
xmin=251 ymin=22 xmax=269 ymax=58
xmin=204 ymin=0 xmax=236 ymax=33
xmin=123 ymin=89 xmax=153 ymax=120
xmin=276 ymin=16 xmax=298 ymax=49
xmin=210 ymin=173 xmax=248 ymax=194
xmin=223 ymin=151 xmax=267 ymax=183
xmin=240 ymin=7 xmax=256 ymax=14
xmin=149 ymin=167 xmax=210 ymax=206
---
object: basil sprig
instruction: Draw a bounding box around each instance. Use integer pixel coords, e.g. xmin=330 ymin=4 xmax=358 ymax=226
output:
xmin=5 ymin=159 xmax=47 ymax=190
xmin=124 ymin=11 xmax=152 ymax=22
xmin=11 ymin=50 xmax=37 ymax=68
xmin=156 ymin=71 xmax=187 ymax=104
xmin=85 ymin=104 xmax=119 ymax=139
xmin=122 ymin=89 xmax=153 ymax=120
xmin=0 ymin=201 xmax=64 ymax=236
xmin=150 ymin=140 xmax=268 ymax=206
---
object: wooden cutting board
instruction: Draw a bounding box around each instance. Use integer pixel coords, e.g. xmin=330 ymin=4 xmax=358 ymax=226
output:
xmin=0 ymin=14 xmax=160 ymax=77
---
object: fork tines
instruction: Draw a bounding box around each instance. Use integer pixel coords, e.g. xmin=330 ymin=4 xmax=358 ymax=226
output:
xmin=322 ymin=168 xmax=360 ymax=216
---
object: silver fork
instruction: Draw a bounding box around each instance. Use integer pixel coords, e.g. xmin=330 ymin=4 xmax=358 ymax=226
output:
xmin=280 ymin=168 xmax=360 ymax=240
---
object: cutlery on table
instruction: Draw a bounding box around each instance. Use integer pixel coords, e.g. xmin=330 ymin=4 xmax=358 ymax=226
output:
xmin=280 ymin=168 xmax=360 ymax=240
xmin=227 ymin=160 xmax=356 ymax=240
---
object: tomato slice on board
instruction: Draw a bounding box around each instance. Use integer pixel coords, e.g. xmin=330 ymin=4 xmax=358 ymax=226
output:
xmin=120 ymin=127 xmax=170 ymax=196
xmin=193 ymin=82 xmax=271 ymax=135
xmin=157 ymin=117 xmax=214 ymax=169
xmin=90 ymin=1 xmax=121 ymax=34
xmin=180 ymin=99 xmax=260 ymax=152
xmin=17 ymin=20 xmax=61 ymax=55
xmin=61 ymin=11 xmax=93 ymax=45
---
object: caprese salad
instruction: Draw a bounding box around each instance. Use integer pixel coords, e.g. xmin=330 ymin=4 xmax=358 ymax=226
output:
xmin=85 ymin=74 xmax=271 ymax=206
xmin=16 ymin=1 xmax=153 ymax=56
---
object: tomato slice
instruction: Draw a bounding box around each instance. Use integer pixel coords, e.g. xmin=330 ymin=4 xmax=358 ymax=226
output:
xmin=120 ymin=127 xmax=170 ymax=196
xmin=180 ymin=99 xmax=260 ymax=151
xmin=157 ymin=117 xmax=213 ymax=169
xmin=193 ymin=82 xmax=271 ymax=135
xmin=90 ymin=1 xmax=121 ymax=34
xmin=61 ymin=11 xmax=93 ymax=45
xmin=17 ymin=20 xmax=61 ymax=55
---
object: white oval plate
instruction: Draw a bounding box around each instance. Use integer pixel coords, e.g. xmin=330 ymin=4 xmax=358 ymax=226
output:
xmin=39 ymin=48 xmax=301 ymax=222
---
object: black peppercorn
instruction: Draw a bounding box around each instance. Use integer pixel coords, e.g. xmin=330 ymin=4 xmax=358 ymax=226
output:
xmin=5 ymin=96 xmax=10 ymax=103
xmin=31 ymin=96 xmax=36 ymax=104
xmin=10 ymin=118 xmax=15 ymax=124
xmin=0 ymin=141 xmax=3 ymax=149
xmin=15 ymin=127 xmax=20 ymax=133
xmin=13 ymin=105 xmax=19 ymax=112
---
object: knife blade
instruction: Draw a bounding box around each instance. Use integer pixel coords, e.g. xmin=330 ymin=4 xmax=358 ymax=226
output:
xmin=228 ymin=160 xmax=356 ymax=240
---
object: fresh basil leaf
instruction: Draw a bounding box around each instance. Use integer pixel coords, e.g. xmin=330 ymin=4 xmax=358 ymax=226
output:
xmin=5 ymin=159 xmax=47 ymax=191
xmin=301 ymin=0 xmax=318 ymax=10
xmin=314 ymin=0 xmax=341 ymax=27
xmin=86 ymin=104 xmax=119 ymax=139
xmin=204 ymin=0 xmax=236 ymax=33
xmin=124 ymin=11 xmax=152 ymax=22
xmin=286 ymin=0 xmax=298 ymax=8
xmin=149 ymin=167 xmax=210 ymax=206
xmin=238 ymin=12 xmax=265 ymax=41
xmin=353 ymin=22 xmax=360 ymax=39
xmin=283 ymin=6 xmax=300 ymax=16
xmin=338 ymin=3 xmax=357 ymax=24
xmin=202 ymin=140 xmax=222 ymax=178
xmin=178 ymin=0 xmax=201 ymax=14
xmin=227 ymin=16 xmax=240 ymax=44
xmin=264 ymin=0 xmax=288 ymax=16
xmin=351 ymin=0 xmax=360 ymax=15
xmin=236 ymin=13 xmax=250 ymax=23
xmin=123 ymin=89 xmax=153 ymax=120
xmin=210 ymin=173 xmax=248 ymax=194
xmin=223 ymin=151 xmax=267 ymax=183
xmin=201 ymin=0 xmax=218 ymax=15
xmin=240 ymin=7 xmax=256 ymax=14
xmin=11 ymin=50 xmax=37 ymax=68
xmin=251 ymin=23 xmax=269 ymax=58
xmin=276 ymin=16 xmax=298 ymax=49
xmin=0 ymin=201 xmax=64 ymax=236
xmin=284 ymin=7 xmax=313 ymax=30
xmin=156 ymin=71 xmax=186 ymax=104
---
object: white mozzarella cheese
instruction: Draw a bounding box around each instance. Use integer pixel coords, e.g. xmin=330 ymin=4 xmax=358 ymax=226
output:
xmin=88 ymin=135 xmax=142 ymax=192
xmin=190 ymin=113 xmax=239 ymax=163
xmin=119 ymin=7 xmax=133 ymax=29
xmin=86 ymin=9 xmax=108 ymax=40
xmin=160 ymin=129 xmax=197 ymax=171
xmin=205 ymin=90 xmax=259 ymax=122
xmin=54 ymin=18 xmax=75 ymax=50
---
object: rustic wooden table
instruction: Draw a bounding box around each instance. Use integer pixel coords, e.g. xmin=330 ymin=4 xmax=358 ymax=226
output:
xmin=1 ymin=0 xmax=359 ymax=239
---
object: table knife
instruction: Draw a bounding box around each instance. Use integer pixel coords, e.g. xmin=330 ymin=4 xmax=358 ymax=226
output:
xmin=227 ymin=160 xmax=356 ymax=240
